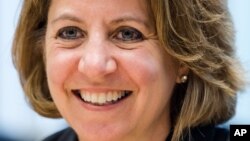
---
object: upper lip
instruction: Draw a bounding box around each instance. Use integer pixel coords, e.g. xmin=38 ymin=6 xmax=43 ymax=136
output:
xmin=71 ymin=89 xmax=133 ymax=94
xmin=70 ymin=86 xmax=134 ymax=92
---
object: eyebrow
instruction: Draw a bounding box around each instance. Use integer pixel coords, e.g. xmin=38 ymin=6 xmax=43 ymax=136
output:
xmin=51 ymin=14 xmax=83 ymax=24
xmin=110 ymin=15 xmax=151 ymax=28
xmin=51 ymin=14 xmax=151 ymax=28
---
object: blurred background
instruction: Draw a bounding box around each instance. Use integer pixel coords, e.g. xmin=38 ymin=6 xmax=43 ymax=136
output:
xmin=0 ymin=0 xmax=249 ymax=141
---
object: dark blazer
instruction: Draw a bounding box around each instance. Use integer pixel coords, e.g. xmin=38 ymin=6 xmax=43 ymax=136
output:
xmin=43 ymin=125 xmax=229 ymax=141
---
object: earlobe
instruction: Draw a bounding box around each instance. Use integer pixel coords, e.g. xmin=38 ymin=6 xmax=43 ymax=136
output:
xmin=176 ymin=63 xmax=189 ymax=83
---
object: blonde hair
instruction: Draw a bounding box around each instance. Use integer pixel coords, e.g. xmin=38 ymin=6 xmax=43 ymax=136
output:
xmin=150 ymin=0 xmax=244 ymax=140
xmin=12 ymin=0 xmax=244 ymax=141
xmin=12 ymin=0 xmax=59 ymax=117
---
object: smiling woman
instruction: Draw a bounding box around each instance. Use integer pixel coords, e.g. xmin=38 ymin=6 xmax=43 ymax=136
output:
xmin=12 ymin=0 xmax=244 ymax=141
xmin=44 ymin=1 xmax=178 ymax=141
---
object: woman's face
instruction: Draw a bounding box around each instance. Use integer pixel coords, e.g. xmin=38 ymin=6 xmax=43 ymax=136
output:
xmin=45 ymin=0 xmax=183 ymax=140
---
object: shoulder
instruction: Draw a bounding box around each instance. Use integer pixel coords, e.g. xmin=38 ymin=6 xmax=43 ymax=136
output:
xmin=188 ymin=125 xmax=229 ymax=141
xmin=43 ymin=127 xmax=78 ymax=141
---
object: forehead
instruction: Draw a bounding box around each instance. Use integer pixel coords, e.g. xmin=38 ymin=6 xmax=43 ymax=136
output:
xmin=48 ymin=0 xmax=152 ymax=22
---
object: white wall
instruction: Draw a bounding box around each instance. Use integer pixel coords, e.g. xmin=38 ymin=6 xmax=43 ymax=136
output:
xmin=0 ymin=0 xmax=249 ymax=140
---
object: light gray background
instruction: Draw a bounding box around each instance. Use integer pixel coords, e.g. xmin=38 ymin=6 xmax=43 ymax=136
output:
xmin=1 ymin=0 xmax=249 ymax=140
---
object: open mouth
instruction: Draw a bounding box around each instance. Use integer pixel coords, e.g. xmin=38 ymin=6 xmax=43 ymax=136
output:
xmin=72 ymin=90 xmax=132 ymax=106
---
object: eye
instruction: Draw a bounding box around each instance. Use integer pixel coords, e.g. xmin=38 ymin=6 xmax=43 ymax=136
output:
xmin=113 ymin=27 xmax=144 ymax=42
xmin=57 ymin=26 xmax=84 ymax=40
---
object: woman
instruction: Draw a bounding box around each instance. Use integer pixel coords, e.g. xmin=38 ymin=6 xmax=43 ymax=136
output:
xmin=12 ymin=0 xmax=244 ymax=141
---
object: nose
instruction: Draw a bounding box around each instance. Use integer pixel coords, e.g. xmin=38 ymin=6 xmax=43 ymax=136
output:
xmin=78 ymin=40 xmax=117 ymax=80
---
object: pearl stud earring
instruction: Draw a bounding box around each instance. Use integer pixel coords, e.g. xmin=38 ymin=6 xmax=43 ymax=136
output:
xmin=181 ymin=75 xmax=188 ymax=83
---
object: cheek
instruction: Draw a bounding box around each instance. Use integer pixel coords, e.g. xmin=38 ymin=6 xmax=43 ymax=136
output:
xmin=46 ymin=49 xmax=78 ymax=88
xmin=128 ymin=59 xmax=158 ymax=85
xmin=120 ymin=50 xmax=177 ymax=88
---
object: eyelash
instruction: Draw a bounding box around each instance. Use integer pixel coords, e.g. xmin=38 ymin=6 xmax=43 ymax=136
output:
xmin=56 ymin=26 xmax=84 ymax=40
xmin=56 ymin=26 xmax=144 ymax=43
xmin=112 ymin=27 xmax=144 ymax=43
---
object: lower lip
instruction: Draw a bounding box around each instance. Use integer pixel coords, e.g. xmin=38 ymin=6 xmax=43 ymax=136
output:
xmin=73 ymin=93 xmax=131 ymax=111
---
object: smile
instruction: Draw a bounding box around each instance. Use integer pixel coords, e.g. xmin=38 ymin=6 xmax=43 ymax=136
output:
xmin=72 ymin=90 xmax=132 ymax=106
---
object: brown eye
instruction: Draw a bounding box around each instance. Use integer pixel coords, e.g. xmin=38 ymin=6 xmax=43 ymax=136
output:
xmin=114 ymin=27 xmax=144 ymax=42
xmin=57 ymin=26 xmax=84 ymax=40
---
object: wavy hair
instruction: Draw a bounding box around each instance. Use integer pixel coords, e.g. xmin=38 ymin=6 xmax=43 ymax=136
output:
xmin=12 ymin=0 xmax=244 ymax=141
xmin=149 ymin=0 xmax=244 ymax=140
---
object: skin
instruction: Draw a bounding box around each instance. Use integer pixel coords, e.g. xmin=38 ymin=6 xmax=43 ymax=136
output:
xmin=45 ymin=0 xmax=187 ymax=140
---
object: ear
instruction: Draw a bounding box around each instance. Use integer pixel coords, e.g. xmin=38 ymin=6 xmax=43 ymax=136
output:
xmin=176 ymin=63 xmax=189 ymax=83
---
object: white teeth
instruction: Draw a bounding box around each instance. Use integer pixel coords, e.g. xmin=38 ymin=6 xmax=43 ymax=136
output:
xmin=85 ymin=92 xmax=91 ymax=102
xmin=98 ymin=93 xmax=106 ymax=104
xmin=80 ymin=91 xmax=129 ymax=105
xmin=107 ymin=92 xmax=113 ymax=102
xmin=112 ymin=92 xmax=119 ymax=101
xmin=91 ymin=94 xmax=98 ymax=103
